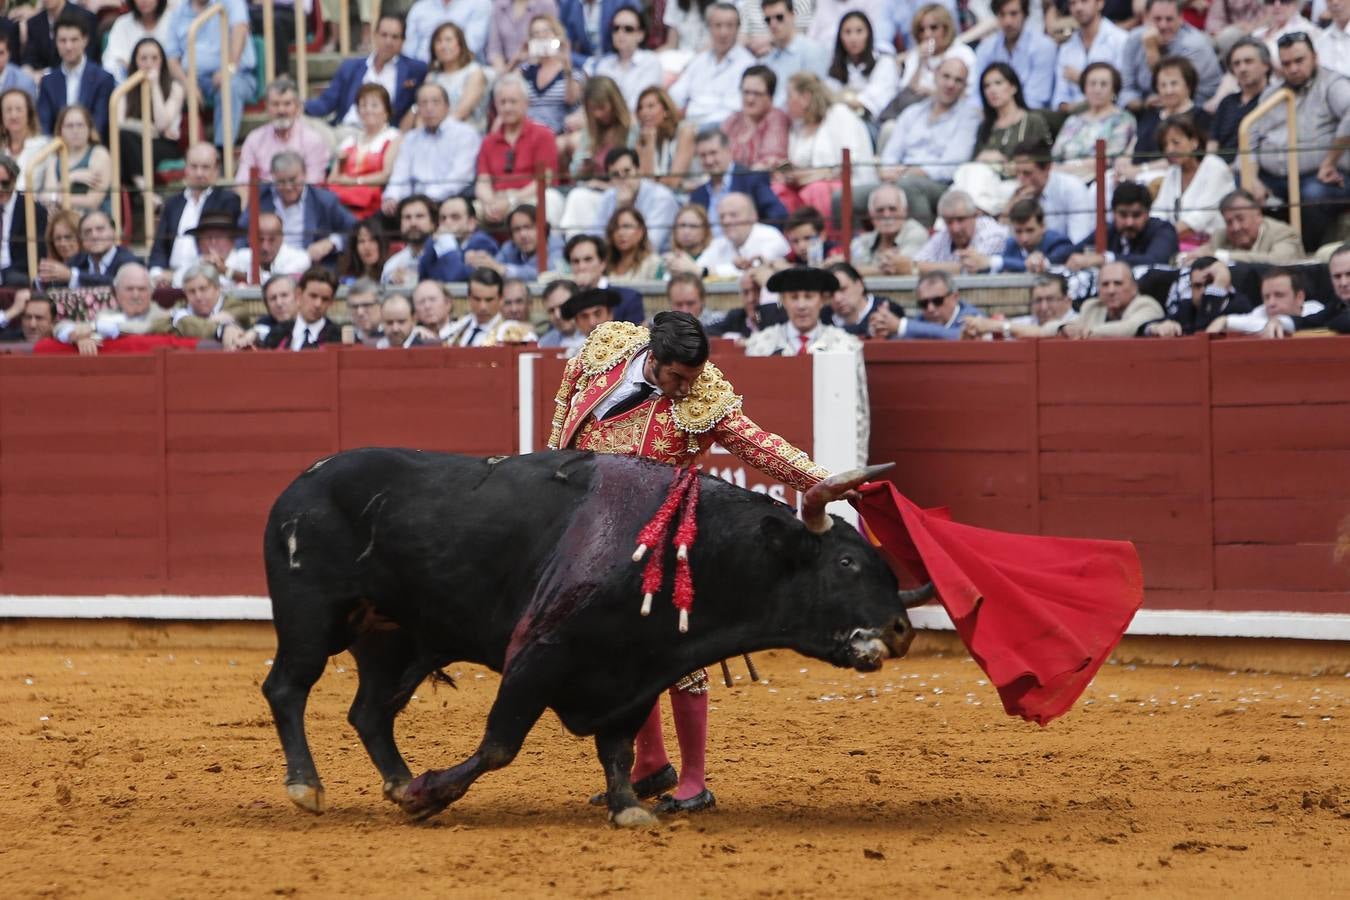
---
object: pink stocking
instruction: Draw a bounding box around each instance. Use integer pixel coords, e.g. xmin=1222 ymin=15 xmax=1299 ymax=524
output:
xmin=668 ymin=687 xmax=708 ymax=800
xmin=631 ymin=699 xmax=670 ymax=781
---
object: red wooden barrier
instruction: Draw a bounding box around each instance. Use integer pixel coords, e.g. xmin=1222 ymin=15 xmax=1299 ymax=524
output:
xmin=865 ymin=337 xmax=1350 ymax=616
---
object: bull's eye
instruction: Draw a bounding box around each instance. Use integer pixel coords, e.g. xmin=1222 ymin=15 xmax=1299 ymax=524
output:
xmin=839 ymin=555 xmax=854 ymax=569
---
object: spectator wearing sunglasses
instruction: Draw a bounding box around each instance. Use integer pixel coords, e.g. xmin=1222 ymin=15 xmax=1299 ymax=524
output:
xmin=586 ymin=7 xmax=662 ymax=112
xmin=866 ymin=270 xmax=984 ymax=340
xmin=1246 ymin=30 xmax=1350 ymax=251
xmin=475 ymin=73 xmax=562 ymax=230
xmin=759 ymin=0 xmax=829 ymax=108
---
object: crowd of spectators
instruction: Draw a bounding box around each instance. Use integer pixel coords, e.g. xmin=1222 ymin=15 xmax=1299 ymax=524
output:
xmin=2 ymin=0 xmax=1349 ymax=354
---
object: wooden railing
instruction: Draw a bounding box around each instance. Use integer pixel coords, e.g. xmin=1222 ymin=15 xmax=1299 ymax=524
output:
xmin=22 ymin=138 xmax=68 ymax=275
xmin=1237 ymin=87 xmax=1300 ymax=237
xmin=186 ymin=3 xmax=235 ymax=180
xmin=108 ymin=70 xmax=156 ymax=246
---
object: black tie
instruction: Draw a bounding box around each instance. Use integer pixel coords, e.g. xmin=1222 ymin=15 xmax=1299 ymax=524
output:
xmin=602 ymin=383 xmax=656 ymax=420
xmin=467 ymin=326 xmax=482 ymax=346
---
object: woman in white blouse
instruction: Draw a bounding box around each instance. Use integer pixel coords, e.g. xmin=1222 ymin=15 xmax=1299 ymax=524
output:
xmin=825 ymin=11 xmax=898 ymax=123
xmin=896 ymin=3 xmax=977 ymax=110
xmin=780 ymin=71 xmax=875 ymax=233
xmin=103 ymin=0 xmax=178 ymax=83
xmin=1151 ymin=117 xmax=1234 ymax=252
xmin=587 ymin=6 xmax=663 ymax=112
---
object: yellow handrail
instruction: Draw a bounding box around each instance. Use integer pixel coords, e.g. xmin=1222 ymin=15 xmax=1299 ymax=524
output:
xmin=108 ymin=70 xmax=156 ymax=246
xmin=261 ymin=0 xmax=276 ymax=87
xmin=1237 ymin=87 xmax=1301 ymax=238
xmin=295 ymin=0 xmax=308 ymax=101
xmin=23 ymin=138 xmax=69 ymax=276
xmin=187 ymin=4 xmax=235 ymax=180
xmin=339 ymin=0 xmax=350 ymax=56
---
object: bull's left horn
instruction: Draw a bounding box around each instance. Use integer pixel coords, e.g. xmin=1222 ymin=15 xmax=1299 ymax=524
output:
xmin=801 ymin=462 xmax=895 ymax=534
xmin=898 ymin=582 xmax=936 ymax=608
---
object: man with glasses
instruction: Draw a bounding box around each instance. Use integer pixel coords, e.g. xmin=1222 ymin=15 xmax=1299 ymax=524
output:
xmin=383 ymin=82 xmax=482 ymax=213
xmin=668 ymin=2 xmax=754 ymax=126
xmin=1119 ymin=0 xmax=1221 ymax=110
xmin=721 ymin=67 xmax=790 ymax=173
xmin=62 ymin=209 xmax=141 ymax=288
xmin=344 ymin=279 xmax=384 ymax=345
xmin=588 ymin=7 xmax=661 ymax=109
xmin=962 ymin=273 xmax=1078 ymax=339
xmin=759 ymin=0 xmax=828 ymax=107
xmin=867 ymin=270 xmax=983 ymax=340
xmin=474 ymin=73 xmax=561 ymax=231
xmin=594 ymin=147 xmax=678 ymax=252
xmin=1246 ymin=31 xmax=1350 ymax=252
xmin=564 ymin=233 xmax=645 ymax=323
xmin=913 ymin=189 xmax=1009 ymax=275
xmin=241 ymin=152 xmax=357 ymax=267
xmin=877 ymin=57 xmax=981 ymax=230
xmin=848 ymin=184 xmax=927 ymax=277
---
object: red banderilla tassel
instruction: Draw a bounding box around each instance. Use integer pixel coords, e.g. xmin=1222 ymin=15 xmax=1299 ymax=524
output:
xmin=672 ymin=471 xmax=701 ymax=632
xmin=634 ymin=467 xmax=694 ymax=615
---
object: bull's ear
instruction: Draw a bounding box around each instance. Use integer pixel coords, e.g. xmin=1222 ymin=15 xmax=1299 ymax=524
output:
xmin=760 ymin=514 xmax=819 ymax=564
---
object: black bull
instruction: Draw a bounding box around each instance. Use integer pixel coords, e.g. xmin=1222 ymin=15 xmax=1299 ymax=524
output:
xmin=261 ymin=448 xmax=932 ymax=826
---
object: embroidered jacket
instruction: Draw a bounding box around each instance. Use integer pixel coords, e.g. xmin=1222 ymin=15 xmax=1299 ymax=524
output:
xmin=547 ymin=322 xmax=830 ymax=491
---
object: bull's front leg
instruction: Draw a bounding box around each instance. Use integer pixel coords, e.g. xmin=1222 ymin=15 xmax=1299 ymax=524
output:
xmin=595 ymin=729 xmax=658 ymax=828
xmin=399 ymin=679 xmax=548 ymax=822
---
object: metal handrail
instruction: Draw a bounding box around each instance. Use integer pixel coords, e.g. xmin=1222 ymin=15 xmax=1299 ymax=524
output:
xmin=23 ymin=138 xmax=69 ymax=276
xmin=187 ymin=4 xmax=235 ymax=180
xmin=339 ymin=0 xmax=350 ymax=55
xmin=1237 ymin=87 xmax=1300 ymax=237
xmin=109 ymin=71 xmax=156 ymax=245
xmin=261 ymin=0 xmax=276 ymax=87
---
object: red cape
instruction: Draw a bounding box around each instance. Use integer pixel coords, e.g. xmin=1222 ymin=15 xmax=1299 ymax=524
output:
xmin=32 ymin=335 xmax=200 ymax=354
xmin=853 ymin=481 xmax=1143 ymax=726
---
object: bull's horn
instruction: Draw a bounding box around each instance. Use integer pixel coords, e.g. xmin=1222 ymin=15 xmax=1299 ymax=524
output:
xmin=801 ymin=463 xmax=895 ymax=534
xmin=898 ymin=582 xmax=936 ymax=608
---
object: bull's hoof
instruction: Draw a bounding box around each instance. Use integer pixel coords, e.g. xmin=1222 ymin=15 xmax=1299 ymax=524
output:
xmin=588 ymin=763 xmax=678 ymax=806
xmin=610 ymin=806 xmax=659 ymax=828
xmin=382 ymin=778 xmax=410 ymax=804
xmin=286 ymin=782 xmax=326 ymax=814
xmin=398 ymin=772 xmax=451 ymax=822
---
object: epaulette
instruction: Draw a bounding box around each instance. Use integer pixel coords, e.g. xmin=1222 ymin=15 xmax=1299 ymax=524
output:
xmin=672 ymin=361 xmax=743 ymax=434
xmin=578 ymin=321 xmax=650 ymax=376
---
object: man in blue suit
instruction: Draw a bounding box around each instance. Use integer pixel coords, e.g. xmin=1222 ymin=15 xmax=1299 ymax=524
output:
xmin=963 ymin=199 xmax=1074 ymax=274
xmin=238 ymin=151 xmax=357 ymax=268
xmin=689 ymin=126 xmax=787 ymax=236
xmin=304 ymin=14 xmax=428 ymax=129
xmin=867 ymin=271 xmax=984 ymax=340
xmin=20 ymin=0 xmax=99 ymax=72
xmin=564 ymin=233 xmax=645 ymax=324
xmin=557 ymin=0 xmax=640 ymax=64
xmin=36 ymin=15 xmax=114 ymax=141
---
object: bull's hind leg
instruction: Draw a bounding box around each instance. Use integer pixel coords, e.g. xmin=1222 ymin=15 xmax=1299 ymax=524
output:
xmin=346 ymin=629 xmax=419 ymax=804
xmin=398 ymin=673 xmax=549 ymax=822
xmin=262 ymin=647 xmax=331 ymax=814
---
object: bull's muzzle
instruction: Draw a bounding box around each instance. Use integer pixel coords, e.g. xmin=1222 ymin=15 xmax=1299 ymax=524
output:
xmin=847 ymin=617 xmax=914 ymax=671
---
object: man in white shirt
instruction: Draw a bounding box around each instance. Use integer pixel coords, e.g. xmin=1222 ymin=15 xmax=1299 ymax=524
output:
xmin=54 ymin=263 xmax=171 ymax=353
xmin=412 ymin=278 xmax=457 ymax=343
xmin=758 ymin=0 xmax=829 ymax=108
xmin=594 ymin=147 xmax=679 ymax=251
xmin=1206 ymin=266 xmax=1327 ymax=338
xmin=150 ymin=144 xmax=242 ymax=287
xmin=1052 ymin=0 xmax=1129 ymax=110
xmin=744 ymin=266 xmax=868 ymax=466
xmin=697 ymin=191 xmax=790 ymax=277
xmin=1007 ymin=139 xmax=1096 ymax=244
xmin=668 ymin=3 xmax=755 ymax=126
xmin=222 ymin=212 xmax=311 ymax=285
xmin=1321 ymin=0 xmax=1350 ymax=80
xmin=382 ymin=83 xmax=482 ymax=211
xmin=445 ymin=267 xmax=506 ymax=347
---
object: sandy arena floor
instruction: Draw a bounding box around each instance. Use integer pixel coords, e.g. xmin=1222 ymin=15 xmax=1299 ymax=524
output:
xmin=0 ymin=622 xmax=1345 ymax=899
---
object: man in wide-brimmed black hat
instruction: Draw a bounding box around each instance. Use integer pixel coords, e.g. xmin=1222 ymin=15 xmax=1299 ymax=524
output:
xmin=560 ymin=286 xmax=622 ymax=343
